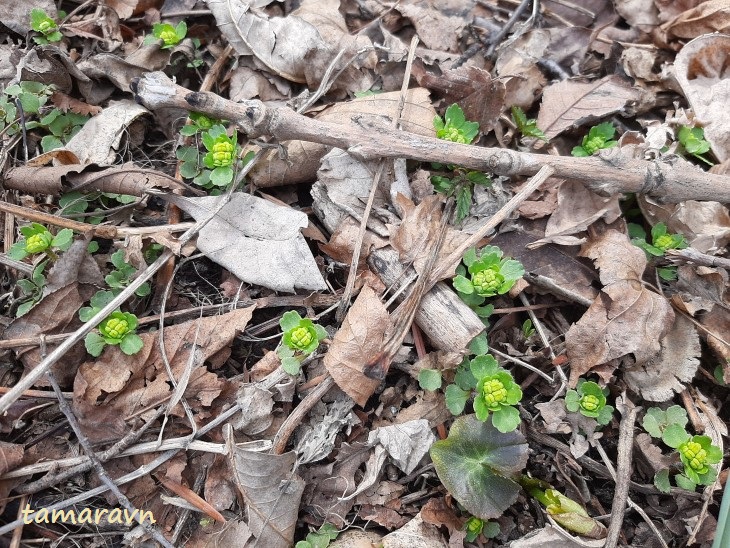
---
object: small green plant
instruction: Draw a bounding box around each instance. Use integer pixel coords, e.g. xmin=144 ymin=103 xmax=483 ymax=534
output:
xmin=105 ymin=249 xmax=151 ymax=297
xmin=15 ymin=261 xmax=47 ymax=317
xmin=463 ymin=516 xmax=499 ymax=542
xmin=431 ymin=104 xmax=490 ymax=222
xmin=177 ymin=125 xmax=253 ymax=190
xmin=521 ymin=318 xmax=535 ymax=339
xmin=565 ymin=379 xmax=613 ymax=426
xmin=295 ymin=522 xmax=338 ymax=548
xmin=643 ymin=405 xmax=722 ymax=490
xmin=444 ymin=354 xmax=522 ymax=433
xmin=629 ymin=222 xmax=687 ymax=281
xmin=29 ymin=109 xmax=89 ymax=152
xmin=277 ymin=311 xmax=328 ymax=375
xmin=571 ymin=122 xmax=617 ymax=157
xmin=145 ymin=21 xmax=187 ymax=49
xmin=179 ymin=113 xmax=220 ymax=137
xmin=434 ymin=104 xmax=479 ymax=144
xmin=677 ymin=126 xmax=713 ymax=166
xmin=0 ymin=95 xmax=18 ymax=135
xmin=80 ymin=291 xmax=144 ymax=357
xmin=511 ymin=106 xmax=547 ymax=142
xmin=522 ymin=478 xmax=607 ymax=539
xmin=453 ymin=246 xmax=524 ymax=324
xmin=4 ymin=81 xmax=54 ymax=117
xmin=58 ymin=191 xmax=137 ymax=223
xmin=30 ymin=9 xmax=63 ymax=44
xmin=9 ymin=223 xmax=73 ymax=261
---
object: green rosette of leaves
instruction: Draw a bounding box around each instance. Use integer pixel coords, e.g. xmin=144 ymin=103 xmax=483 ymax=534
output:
xmin=662 ymin=425 xmax=723 ymax=488
xmin=202 ymin=126 xmax=238 ymax=186
xmin=433 ymin=104 xmax=479 ymax=144
xmin=30 ymin=9 xmax=63 ymax=44
xmin=572 ymin=122 xmax=617 ymax=157
xmin=470 ymin=354 xmax=522 ymax=433
xmin=565 ymin=379 xmax=613 ymax=426
xmin=277 ymin=311 xmax=328 ymax=375
xmin=9 ymin=223 xmax=73 ymax=260
xmin=453 ymin=246 xmax=524 ymax=300
xmin=84 ymin=311 xmax=144 ymax=357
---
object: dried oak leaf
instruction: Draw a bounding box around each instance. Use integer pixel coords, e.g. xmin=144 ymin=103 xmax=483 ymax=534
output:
xmin=661 ymin=2 xmax=730 ymax=41
xmin=565 ymin=229 xmax=674 ymax=386
xmin=324 ymin=285 xmax=392 ymax=406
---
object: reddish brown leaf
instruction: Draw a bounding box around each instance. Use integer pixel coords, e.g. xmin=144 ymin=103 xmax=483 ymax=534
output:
xmin=50 ymin=91 xmax=102 ymax=116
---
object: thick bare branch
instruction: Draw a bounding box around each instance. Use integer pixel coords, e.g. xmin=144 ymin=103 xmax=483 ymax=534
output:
xmin=132 ymin=72 xmax=730 ymax=203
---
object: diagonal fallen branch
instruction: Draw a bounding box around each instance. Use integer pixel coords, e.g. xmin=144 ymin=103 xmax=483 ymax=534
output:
xmin=131 ymin=72 xmax=730 ymax=203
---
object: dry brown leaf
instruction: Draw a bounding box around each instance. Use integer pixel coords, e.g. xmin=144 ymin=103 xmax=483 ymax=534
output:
xmin=205 ymin=0 xmax=374 ymax=90
xmin=701 ymin=306 xmax=730 ymax=383
xmin=301 ymin=442 xmax=370 ymax=528
xmin=624 ymin=313 xmax=700 ymax=401
xmin=634 ymin=432 xmax=676 ymax=475
xmin=674 ymin=34 xmax=730 ymax=162
xmin=324 ymin=285 xmax=391 ymax=406
xmin=50 ymin=91 xmax=102 ymax=116
xmin=661 ymin=1 xmax=730 ymax=40
xmin=73 ymin=307 xmax=254 ymax=442
xmin=381 ymin=512 xmax=447 ymax=547
xmin=613 ymin=0 xmax=660 ymax=32
xmin=527 ymin=181 xmax=621 ymax=248
xmin=227 ymin=432 xmax=303 ymax=548
xmin=537 ymin=75 xmax=644 ymax=140
xmin=389 ymin=194 xmax=469 ymax=279
xmin=565 ymin=229 xmax=674 ymax=385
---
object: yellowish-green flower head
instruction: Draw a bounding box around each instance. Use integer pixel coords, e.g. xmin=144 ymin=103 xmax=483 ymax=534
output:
xmin=25 ymin=232 xmax=53 ymax=254
xmin=212 ymin=141 xmax=234 ymax=167
xmin=679 ymin=441 xmax=709 ymax=474
xmin=290 ymin=326 xmax=314 ymax=349
xmin=101 ymin=316 xmax=130 ymax=340
xmin=654 ymin=234 xmax=674 ymax=251
xmin=472 ymin=267 xmax=503 ymax=297
xmin=483 ymin=378 xmax=508 ymax=409
xmin=580 ymin=393 xmax=600 ymax=412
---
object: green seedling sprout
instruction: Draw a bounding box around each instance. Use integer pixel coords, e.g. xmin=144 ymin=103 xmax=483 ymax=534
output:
xmin=431 ymin=104 xmax=490 ymax=222
xmin=80 ymin=291 xmax=144 ymax=357
xmin=15 ymin=261 xmax=48 ymax=317
xmin=30 ymin=9 xmax=63 ymax=44
xmin=145 ymin=21 xmax=187 ymax=49
xmin=277 ymin=311 xmax=328 ymax=375
xmin=511 ymin=106 xmax=548 ymax=142
xmin=295 ymin=522 xmax=338 ymax=548
xmin=678 ymin=126 xmax=713 ymax=166
xmin=629 ymin=222 xmax=687 ymax=280
xmin=565 ymin=379 xmax=613 ymax=426
xmin=463 ymin=516 xmax=499 ymax=542
xmin=572 ymin=122 xmax=617 ymax=157
xmin=106 ymin=249 xmax=151 ymax=297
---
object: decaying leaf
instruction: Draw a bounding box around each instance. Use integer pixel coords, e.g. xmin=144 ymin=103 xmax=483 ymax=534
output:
xmin=537 ymin=75 xmax=644 ymax=140
xmin=380 ymin=512 xmax=447 ymax=547
xmin=324 ymin=285 xmax=392 ymax=406
xmin=205 ymin=0 xmax=375 ymax=90
xmin=674 ymin=34 xmax=730 ymax=162
xmin=226 ymin=428 xmax=304 ymax=548
xmin=73 ymin=308 xmax=254 ymax=442
xmin=294 ymin=397 xmax=358 ymax=464
xmin=527 ymin=181 xmax=621 ymax=248
xmin=166 ymin=193 xmax=326 ymax=293
xmin=367 ymin=419 xmax=436 ymax=475
xmin=565 ymin=229 xmax=674 ymax=385
xmin=389 ymin=194 xmax=468 ymax=279
xmin=661 ymin=3 xmax=730 ymax=41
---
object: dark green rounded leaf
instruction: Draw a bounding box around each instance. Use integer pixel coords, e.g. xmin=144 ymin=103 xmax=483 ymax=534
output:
xmin=430 ymin=414 xmax=528 ymax=519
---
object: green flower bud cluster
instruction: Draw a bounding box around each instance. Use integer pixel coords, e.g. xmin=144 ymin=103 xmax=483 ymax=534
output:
xmin=25 ymin=232 xmax=53 ymax=254
xmin=277 ymin=310 xmax=328 ymax=375
xmin=679 ymin=440 xmax=709 ymax=474
xmin=453 ymin=245 xmax=524 ymax=302
xmin=572 ymin=122 xmax=617 ymax=157
xmin=84 ymin=308 xmax=144 ymax=357
xmin=469 ymin=354 xmax=523 ymax=433
xmin=9 ymin=223 xmax=74 ymax=261
xmin=433 ymin=104 xmax=479 ymax=145
xmin=100 ymin=314 xmax=131 ymax=340
xmin=148 ymin=21 xmax=187 ymax=49
xmin=30 ymin=9 xmax=63 ymax=43
xmin=211 ymin=140 xmax=234 ymax=167
xmin=565 ymin=380 xmax=613 ymax=426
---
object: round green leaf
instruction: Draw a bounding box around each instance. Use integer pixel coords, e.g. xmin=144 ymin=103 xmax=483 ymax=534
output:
xmin=662 ymin=423 xmax=690 ymax=449
xmin=85 ymin=332 xmax=107 ymax=357
xmin=280 ymin=310 xmax=303 ymax=332
xmin=491 ymin=405 xmax=521 ymax=433
xmin=281 ymin=356 xmax=301 ymax=375
xmin=419 ymin=369 xmax=442 ymax=391
xmin=430 ymin=415 xmax=528 ymax=519
xmin=453 ymin=275 xmax=474 ymax=294
xmin=119 ymin=333 xmax=144 ymax=355
xmin=445 ymin=384 xmax=469 ymax=415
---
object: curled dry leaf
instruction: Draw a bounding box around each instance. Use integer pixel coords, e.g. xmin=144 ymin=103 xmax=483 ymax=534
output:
xmin=661 ymin=3 xmax=730 ymax=41
xmin=565 ymin=229 xmax=674 ymax=385
xmin=380 ymin=512 xmax=447 ymax=548
xmin=674 ymin=34 xmax=730 ymax=162
xmin=205 ymin=0 xmax=375 ymax=90
xmin=226 ymin=430 xmax=304 ymax=548
xmin=323 ymin=285 xmax=392 ymax=406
